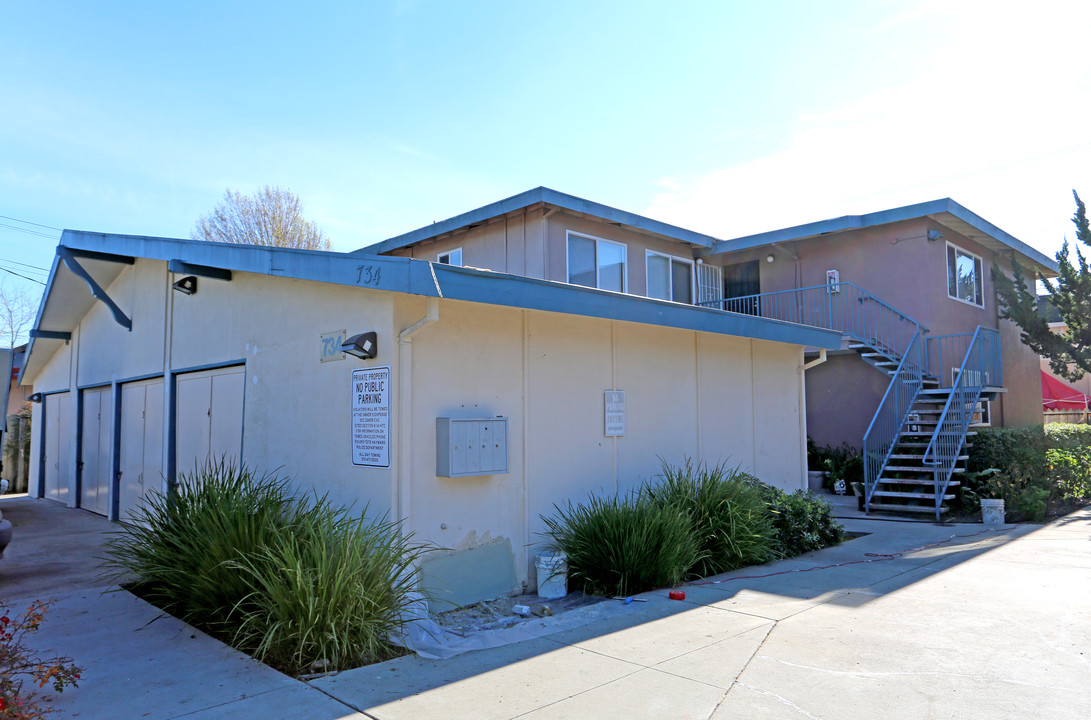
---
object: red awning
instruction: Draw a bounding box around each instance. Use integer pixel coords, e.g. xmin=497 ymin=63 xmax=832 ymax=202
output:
xmin=1042 ymin=370 xmax=1089 ymax=410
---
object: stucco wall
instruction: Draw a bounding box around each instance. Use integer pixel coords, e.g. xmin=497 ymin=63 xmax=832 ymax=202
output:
xmin=26 ymin=256 xmax=810 ymax=606
xmin=402 ymin=297 xmax=806 ymax=605
xmin=715 ymin=219 xmax=1044 ymax=436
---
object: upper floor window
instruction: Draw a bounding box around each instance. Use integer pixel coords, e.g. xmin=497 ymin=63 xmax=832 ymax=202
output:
xmin=437 ymin=248 xmax=463 ymax=266
xmin=947 ymin=243 xmax=983 ymax=307
xmin=567 ymin=232 xmax=626 ymax=292
xmin=646 ymin=250 xmax=694 ymax=303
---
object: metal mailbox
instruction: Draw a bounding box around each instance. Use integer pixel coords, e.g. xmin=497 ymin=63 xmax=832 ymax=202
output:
xmin=436 ymin=417 xmax=509 ymax=477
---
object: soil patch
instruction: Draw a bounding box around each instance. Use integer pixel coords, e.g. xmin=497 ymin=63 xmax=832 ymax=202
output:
xmin=434 ymin=590 xmax=607 ymax=636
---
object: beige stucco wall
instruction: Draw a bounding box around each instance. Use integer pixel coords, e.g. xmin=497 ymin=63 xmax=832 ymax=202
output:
xmin=26 ymin=257 xmax=809 ymax=605
xmin=402 ymin=297 xmax=806 ymax=605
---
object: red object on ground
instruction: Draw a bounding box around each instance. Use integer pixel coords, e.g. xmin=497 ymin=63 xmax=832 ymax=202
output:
xmin=1041 ymin=370 xmax=1089 ymax=410
xmin=668 ymin=590 xmax=685 ymax=600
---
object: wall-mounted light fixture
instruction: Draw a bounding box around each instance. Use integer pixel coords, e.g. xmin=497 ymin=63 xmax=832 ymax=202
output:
xmin=172 ymin=276 xmax=198 ymax=295
xmin=927 ymin=230 xmax=945 ymax=242
xmin=28 ymin=392 xmax=43 ymax=403
xmin=341 ymin=331 xmax=378 ymax=360
xmin=765 ymin=254 xmax=775 ymax=264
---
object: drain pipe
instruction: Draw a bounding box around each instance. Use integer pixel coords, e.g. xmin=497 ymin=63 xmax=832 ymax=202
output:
xmin=395 ymin=296 xmax=440 ymax=526
xmin=798 ymin=348 xmax=827 ymax=487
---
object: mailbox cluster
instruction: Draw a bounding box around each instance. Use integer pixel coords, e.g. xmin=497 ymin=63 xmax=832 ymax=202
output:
xmin=436 ymin=417 xmax=509 ymax=477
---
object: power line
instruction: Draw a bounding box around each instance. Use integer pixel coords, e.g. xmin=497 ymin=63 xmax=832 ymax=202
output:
xmin=0 ymin=257 xmax=50 ymax=272
xmin=0 ymin=214 xmax=63 ymax=232
xmin=0 ymin=223 xmax=58 ymax=240
xmin=0 ymin=266 xmax=45 ymax=285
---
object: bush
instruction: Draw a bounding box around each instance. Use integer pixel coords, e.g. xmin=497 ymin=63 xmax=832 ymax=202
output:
xmin=1044 ymin=422 xmax=1091 ymax=450
xmin=966 ymin=426 xmax=1047 ymax=473
xmin=102 ymin=460 xmax=428 ymax=675
xmin=753 ymin=484 xmax=845 ymax=558
xmin=1045 ymin=446 xmax=1091 ymax=501
xmin=642 ymin=460 xmax=775 ymax=577
xmin=542 ymin=493 xmax=699 ymax=597
xmin=0 ymin=599 xmax=82 ymax=719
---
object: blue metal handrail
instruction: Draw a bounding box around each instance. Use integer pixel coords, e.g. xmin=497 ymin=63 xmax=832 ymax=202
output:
xmin=862 ymin=329 xmax=925 ymax=510
xmin=922 ymin=326 xmax=1002 ymax=519
xmin=701 ymin=282 xmax=927 ymax=362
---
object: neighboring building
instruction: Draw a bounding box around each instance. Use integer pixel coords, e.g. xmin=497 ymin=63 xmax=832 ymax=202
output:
xmin=363 ymin=188 xmax=1059 ymax=516
xmin=1035 ymin=296 xmax=1091 ymax=421
xmin=19 ymin=230 xmax=838 ymax=606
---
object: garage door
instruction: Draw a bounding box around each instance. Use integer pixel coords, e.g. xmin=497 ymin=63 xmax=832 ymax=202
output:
xmin=118 ymin=379 xmax=164 ymax=520
xmin=80 ymin=387 xmax=113 ymax=516
xmin=175 ymin=366 xmax=244 ymax=479
xmin=43 ymin=392 xmax=71 ymax=503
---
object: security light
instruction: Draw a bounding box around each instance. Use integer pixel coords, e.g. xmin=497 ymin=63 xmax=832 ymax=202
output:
xmin=28 ymin=393 xmax=42 ymax=403
xmin=172 ymin=276 xmax=198 ymax=295
xmin=928 ymin=230 xmax=945 ymax=242
xmin=341 ymin=331 xmax=378 ymax=360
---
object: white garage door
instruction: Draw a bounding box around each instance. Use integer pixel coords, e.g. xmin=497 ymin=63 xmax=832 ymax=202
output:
xmin=175 ymin=366 xmax=244 ymax=479
xmin=43 ymin=392 xmax=71 ymax=503
xmin=80 ymin=387 xmax=113 ymax=516
xmin=118 ymin=379 xmax=164 ymax=521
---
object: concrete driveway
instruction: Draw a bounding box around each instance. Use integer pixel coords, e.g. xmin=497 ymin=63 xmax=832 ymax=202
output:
xmin=2 ymin=493 xmax=1088 ymax=719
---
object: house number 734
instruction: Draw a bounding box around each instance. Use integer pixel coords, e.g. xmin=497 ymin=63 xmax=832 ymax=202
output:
xmin=356 ymin=265 xmax=382 ymax=286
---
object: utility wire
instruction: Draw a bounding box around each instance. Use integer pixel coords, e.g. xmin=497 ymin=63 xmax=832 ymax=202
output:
xmin=0 ymin=266 xmax=45 ymax=285
xmin=0 ymin=257 xmax=50 ymax=272
xmin=0 ymin=214 xmax=63 ymax=232
xmin=0 ymin=223 xmax=58 ymax=240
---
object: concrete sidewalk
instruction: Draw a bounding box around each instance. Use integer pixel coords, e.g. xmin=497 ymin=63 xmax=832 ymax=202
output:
xmin=2 ymin=494 xmax=1089 ymax=719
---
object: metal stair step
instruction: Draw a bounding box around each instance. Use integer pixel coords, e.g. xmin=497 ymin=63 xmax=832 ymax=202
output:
xmin=872 ymin=490 xmax=957 ymax=500
xmin=876 ymin=478 xmax=961 ymax=487
xmin=867 ymin=502 xmax=950 ymax=515
xmin=888 ymin=454 xmax=966 ymax=461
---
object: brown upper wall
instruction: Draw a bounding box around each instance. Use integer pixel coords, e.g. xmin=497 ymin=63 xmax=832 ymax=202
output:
xmin=386 ymin=205 xmax=702 ymax=297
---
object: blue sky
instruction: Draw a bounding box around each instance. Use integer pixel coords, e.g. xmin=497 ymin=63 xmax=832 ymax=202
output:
xmin=3 ymin=1 xmax=1090 ymax=331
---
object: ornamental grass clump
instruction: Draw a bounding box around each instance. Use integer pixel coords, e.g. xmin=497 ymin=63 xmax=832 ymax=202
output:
xmin=642 ymin=460 xmax=776 ymax=576
xmin=542 ymin=493 xmax=699 ymax=597
xmin=102 ymin=459 xmax=427 ymax=675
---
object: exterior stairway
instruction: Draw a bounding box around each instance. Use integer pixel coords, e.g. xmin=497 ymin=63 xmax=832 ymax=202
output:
xmin=705 ymin=281 xmax=1003 ymax=521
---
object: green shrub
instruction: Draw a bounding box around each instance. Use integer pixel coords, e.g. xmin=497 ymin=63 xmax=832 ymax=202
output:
xmin=1044 ymin=422 xmax=1091 ymax=450
xmin=1045 ymin=446 xmax=1091 ymax=500
xmin=228 ymin=505 xmax=425 ymax=674
xmin=642 ymin=460 xmax=775 ymax=576
xmin=542 ymin=493 xmax=699 ymax=597
xmin=985 ymin=468 xmax=1050 ymax=522
xmin=102 ymin=460 xmax=427 ymax=674
xmin=753 ymin=483 xmax=845 ymax=558
xmin=966 ymin=426 xmax=1047 ymax=473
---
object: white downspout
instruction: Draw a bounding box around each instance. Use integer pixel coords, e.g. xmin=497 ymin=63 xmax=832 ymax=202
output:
xmin=396 ymin=296 xmax=440 ymax=525
xmin=798 ymin=348 xmax=827 ymax=488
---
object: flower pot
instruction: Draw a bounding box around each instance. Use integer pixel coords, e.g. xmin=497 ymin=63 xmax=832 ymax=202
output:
xmin=981 ymin=498 xmax=1006 ymax=525
xmin=807 ymin=471 xmax=826 ymax=492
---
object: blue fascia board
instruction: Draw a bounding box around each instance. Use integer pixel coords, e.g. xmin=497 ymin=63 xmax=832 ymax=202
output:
xmin=356 ymin=186 xmax=722 ymax=255
xmin=704 ymin=198 xmax=1059 ymax=274
xmin=39 ymin=230 xmax=839 ymax=353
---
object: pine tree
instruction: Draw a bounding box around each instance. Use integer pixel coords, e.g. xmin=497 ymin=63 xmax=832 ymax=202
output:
xmin=994 ymin=191 xmax=1091 ymax=381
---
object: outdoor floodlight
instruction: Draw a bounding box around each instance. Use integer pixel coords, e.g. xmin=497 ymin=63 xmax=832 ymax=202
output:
xmin=172 ymin=276 xmax=198 ymax=295
xmin=928 ymin=230 xmax=945 ymax=242
xmin=341 ymin=331 xmax=378 ymax=360
xmin=28 ymin=393 xmax=43 ymax=403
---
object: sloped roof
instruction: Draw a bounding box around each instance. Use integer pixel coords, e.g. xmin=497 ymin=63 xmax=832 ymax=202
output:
xmin=21 ymin=231 xmax=841 ymax=383
xmin=704 ymin=198 xmax=1059 ymax=277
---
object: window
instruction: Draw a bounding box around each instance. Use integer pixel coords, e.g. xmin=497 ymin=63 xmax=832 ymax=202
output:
xmin=646 ymin=251 xmax=694 ymax=303
xmin=437 ymin=248 xmax=463 ymax=266
xmin=566 ymin=232 xmax=626 ymax=292
xmin=947 ymin=243 xmax=983 ymax=306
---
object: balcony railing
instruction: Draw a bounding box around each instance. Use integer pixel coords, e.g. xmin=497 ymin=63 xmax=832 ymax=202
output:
xmin=700 ymin=282 xmax=925 ymax=362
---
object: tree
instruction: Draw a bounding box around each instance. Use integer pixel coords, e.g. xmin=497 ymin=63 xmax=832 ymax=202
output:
xmin=994 ymin=191 xmax=1091 ymax=382
xmin=0 ymin=281 xmax=37 ymax=348
xmin=191 ymin=186 xmax=331 ymax=250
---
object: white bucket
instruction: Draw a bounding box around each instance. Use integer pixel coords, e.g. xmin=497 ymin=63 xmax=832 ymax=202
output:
xmin=535 ymin=551 xmax=568 ymax=599
xmin=981 ymin=498 xmax=1006 ymax=525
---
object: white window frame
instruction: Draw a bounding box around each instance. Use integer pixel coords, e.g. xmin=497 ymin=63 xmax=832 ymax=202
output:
xmin=437 ymin=247 xmax=463 ymax=266
xmin=645 ymin=250 xmax=695 ymax=304
xmin=565 ymin=231 xmax=627 ymax=293
xmin=946 ymin=242 xmax=984 ymax=308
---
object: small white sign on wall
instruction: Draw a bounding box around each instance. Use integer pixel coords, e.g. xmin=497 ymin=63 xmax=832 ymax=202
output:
xmin=604 ymin=390 xmax=625 ymax=436
xmin=352 ymin=366 xmax=390 ymax=467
